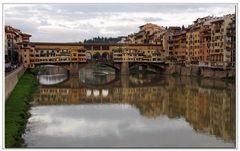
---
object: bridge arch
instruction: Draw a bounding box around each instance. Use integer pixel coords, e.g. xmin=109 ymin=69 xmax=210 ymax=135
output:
xmin=129 ymin=62 xmax=166 ymax=73
xmin=102 ymin=63 xmax=121 ymax=72
xmin=92 ymin=52 xmax=101 ymax=60
xmin=102 ymin=52 xmax=111 ymax=60
xmin=36 ymin=64 xmax=71 ymax=73
xmin=85 ymin=52 xmax=92 ymax=60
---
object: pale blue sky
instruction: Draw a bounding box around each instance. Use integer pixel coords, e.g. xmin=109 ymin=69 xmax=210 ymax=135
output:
xmin=4 ymin=4 xmax=236 ymax=42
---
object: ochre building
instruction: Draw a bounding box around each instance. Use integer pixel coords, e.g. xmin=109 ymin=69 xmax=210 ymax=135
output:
xmin=19 ymin=42 xmax=164 ymax=68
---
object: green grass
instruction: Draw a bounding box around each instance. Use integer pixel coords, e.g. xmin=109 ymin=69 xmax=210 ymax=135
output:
xmin=5 ymin=70 xmax=38 ymax=148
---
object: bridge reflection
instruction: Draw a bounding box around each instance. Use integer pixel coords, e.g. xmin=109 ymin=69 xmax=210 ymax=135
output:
xmin=38 ymin=65 xmax=69 ymax=85
xmin=32 ymin=76 xmax=235 ymax=144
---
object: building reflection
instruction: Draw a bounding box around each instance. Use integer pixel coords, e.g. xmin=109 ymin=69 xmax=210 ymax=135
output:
xmin=32 ymin=76 xmax=235 ymax=144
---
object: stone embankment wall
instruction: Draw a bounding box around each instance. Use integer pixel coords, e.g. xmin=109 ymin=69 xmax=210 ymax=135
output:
xmin=5 ymin=65 xmax=26 ymax=100
xmin=164 ymin=64 xmax=235 ymax=79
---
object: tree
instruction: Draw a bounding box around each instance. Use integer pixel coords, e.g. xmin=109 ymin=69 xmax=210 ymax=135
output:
xmin=182 ymin=25 xmax=185 ymax=30
xmin=83 ymin=37 xmax=122 ymax=43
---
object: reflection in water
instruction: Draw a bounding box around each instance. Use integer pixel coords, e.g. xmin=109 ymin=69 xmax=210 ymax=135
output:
xmin=25 ymin=67 xmax=235 ymax=147
xmin=129 ymin=74 xmax=153 ymax=85
xmin=38 ymin=65 xmax=68 ymax=85
xmin=38 ymin=74 xmax=68 ymax=85
xmin=79 ymin=64 xmax=116 ymax=85
xmin=102 ymin=89 xmax=109 ymax=97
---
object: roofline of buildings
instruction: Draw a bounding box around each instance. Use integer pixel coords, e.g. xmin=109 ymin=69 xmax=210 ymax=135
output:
xmin=18 ymin=42 xmax=163 ymax=46
xmin=20 ymin=33 xmax=32 ymax=37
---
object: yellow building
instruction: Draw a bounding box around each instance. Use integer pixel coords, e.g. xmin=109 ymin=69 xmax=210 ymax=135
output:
xmin=112 ymin=44 xmax=163 ymax=62
xmin=186 ymin=26 xmax=201 ymax=63
xmin=19 ymin=42 xmax=86 ymax=68
xmin=19 ymin=42 xmax=164 ymax=68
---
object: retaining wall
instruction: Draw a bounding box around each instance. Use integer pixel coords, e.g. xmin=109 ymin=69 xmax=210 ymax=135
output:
xmin=165 ymin=65 xmax=235 ymax=79
xmin=5 ymin=65 xmax=26 ymax=100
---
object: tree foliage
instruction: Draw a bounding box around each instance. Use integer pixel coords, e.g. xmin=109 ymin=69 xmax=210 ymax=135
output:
xmin=84 ymin=36 xmax=122 ymax=43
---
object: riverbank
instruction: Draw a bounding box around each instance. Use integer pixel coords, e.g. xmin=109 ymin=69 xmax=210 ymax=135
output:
xmin=5 ymin=64 xmax=25 ymax=100
xmin=164 ymin=64 xmax=235 ymax=82
xmin=5 ymin=70 xmax=38 ymax=148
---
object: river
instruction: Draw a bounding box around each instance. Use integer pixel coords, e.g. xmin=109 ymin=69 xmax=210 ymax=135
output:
xmin=23 ymin=65 xmax=235 ymax=148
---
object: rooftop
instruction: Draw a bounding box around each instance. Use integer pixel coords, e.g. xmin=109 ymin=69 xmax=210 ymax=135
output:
xmin=19 ymin=42 xmax=163 ymax=47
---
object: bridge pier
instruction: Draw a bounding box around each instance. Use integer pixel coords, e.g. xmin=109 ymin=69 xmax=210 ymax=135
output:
xmin=63 ymin=63 xmax=86 ymax=75
xmin=121 ymin=75 xmax=129 ymax=88
xmin=120 ymin=62 xmax=129 ymax=75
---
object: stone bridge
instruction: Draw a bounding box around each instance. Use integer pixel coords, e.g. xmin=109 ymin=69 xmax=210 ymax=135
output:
xmin=37 ymin=61 xmax=169 ymax=75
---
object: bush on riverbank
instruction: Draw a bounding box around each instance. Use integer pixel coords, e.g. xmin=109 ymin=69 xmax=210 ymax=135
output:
xmin=5 ymin=70 xmax=38 ymax=148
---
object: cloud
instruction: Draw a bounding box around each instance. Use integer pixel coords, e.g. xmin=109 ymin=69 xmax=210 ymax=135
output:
xmin=4 ymin=4 xmax=236 ymax=42
xmin=24 ymin=104 xmax=235 ymax=147
xmin=143 ymin=17 xmax=163 ymax=22
xmin=5 ymin=18 xmax=39 ymax=34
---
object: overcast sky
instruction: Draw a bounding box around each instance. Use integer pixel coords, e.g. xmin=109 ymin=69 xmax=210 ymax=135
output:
xmin=4 ymin=4 xmax=236 ymax=42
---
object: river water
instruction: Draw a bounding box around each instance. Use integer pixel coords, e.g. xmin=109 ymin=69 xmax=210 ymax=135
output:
xmin=23 ymin=65 xmax=236 ymax=148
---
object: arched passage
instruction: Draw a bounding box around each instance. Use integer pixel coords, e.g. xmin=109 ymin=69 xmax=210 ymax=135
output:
xmin=92 ymin=52 xmax=101 ymax=60
xmin=129 ymin=63 xmax=166 ymax=73
xmin=85 ymin=52 xmax=92 ymax=60
xmin=102 ymin=52 xmax=110 ymax=60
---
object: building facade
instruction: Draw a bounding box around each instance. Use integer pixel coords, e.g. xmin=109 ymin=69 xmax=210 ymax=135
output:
xmin=199 ymin=21 xmax=211 ymax=66
xmin=171 ymin=30 xmax=186 ymax=62
xmin=19 ymin=42 xmax=164 ymax=68
xmin=112 ymin=44 xmax=163 ymax=62
xmin=210 ymin=14 xmax=236 ymax=68
xmin=10 ymin=14 xmax=235 ymax=69
xmin=5 ymin=25 xmax=31 ymax=64
xmin=186 ymin=26 xmax=201 ymax=63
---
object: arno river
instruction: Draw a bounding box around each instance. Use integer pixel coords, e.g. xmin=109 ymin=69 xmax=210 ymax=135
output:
xmin=23 ymin=65 xmax=235 ymax=147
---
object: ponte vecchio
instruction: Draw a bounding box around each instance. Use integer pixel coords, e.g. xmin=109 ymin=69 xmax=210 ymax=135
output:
xmin=19 ymin=42 xmax=167 ymax=74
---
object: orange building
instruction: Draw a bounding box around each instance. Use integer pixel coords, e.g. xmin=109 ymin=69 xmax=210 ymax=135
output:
xmin=199 ymin=21 xmax=211 ymax=66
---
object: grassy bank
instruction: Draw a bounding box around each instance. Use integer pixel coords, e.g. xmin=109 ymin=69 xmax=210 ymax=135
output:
xmin=5 ymin=70 xmax=38 ymax=148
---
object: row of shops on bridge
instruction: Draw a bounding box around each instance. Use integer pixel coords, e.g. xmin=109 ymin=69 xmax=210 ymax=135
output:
xmin=18 ymin=42 xmax=167 ymax=68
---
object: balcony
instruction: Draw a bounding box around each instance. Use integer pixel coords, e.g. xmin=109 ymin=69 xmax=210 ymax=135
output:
xmin=214 ymin=29 xmax=220 ymax=33
xmin=226 ymin=31 xmax=235 ymax=36
xmin=227 ymin=24 xmax=235 ymax=29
